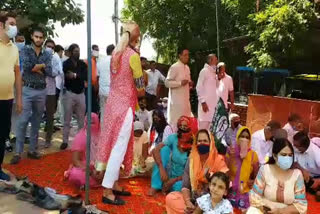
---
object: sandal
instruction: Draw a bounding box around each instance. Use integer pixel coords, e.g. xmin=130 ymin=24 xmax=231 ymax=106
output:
xmin=102 ymin=196 xmax=125 ymax=205
xmin=112 ymin=189 xmax=131 ymax=196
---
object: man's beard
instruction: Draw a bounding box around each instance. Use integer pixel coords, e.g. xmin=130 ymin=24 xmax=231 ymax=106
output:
xmin=32 ymin=40 xmax=43 ymax=48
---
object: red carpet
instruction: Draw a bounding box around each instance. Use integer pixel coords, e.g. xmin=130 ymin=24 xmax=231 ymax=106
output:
xmin=3 ymin=151 xmax=320 ymax=213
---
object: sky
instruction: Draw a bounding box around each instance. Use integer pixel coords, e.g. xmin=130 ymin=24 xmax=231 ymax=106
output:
xmin=54 ymin=0 xmax=156 ymax=59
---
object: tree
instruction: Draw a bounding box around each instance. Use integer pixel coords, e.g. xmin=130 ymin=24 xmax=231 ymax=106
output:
xmin=245 ymin=0 xmax=317 ymax=69
xmin=1 ymin=0 xmax=84 ymax=36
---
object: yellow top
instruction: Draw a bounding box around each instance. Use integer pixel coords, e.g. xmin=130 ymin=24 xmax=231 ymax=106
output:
xmin=0 ymin=39 xmax=19 ymax=100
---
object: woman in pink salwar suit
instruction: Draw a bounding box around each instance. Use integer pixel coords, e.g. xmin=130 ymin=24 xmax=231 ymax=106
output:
xmin=95 ymin=21 xmax=145 ymax=206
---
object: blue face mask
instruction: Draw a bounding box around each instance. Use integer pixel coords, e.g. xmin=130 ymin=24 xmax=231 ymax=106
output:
xmin=277 ymin=155 xmax=293 ymax=170
xmin=15 ymin=42 xmax=25 ymax=51
xmin=197 ymin=144 xmax=210 ymax=155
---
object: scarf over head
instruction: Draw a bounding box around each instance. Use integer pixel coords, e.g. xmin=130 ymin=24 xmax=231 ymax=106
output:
xmin=177 ymin=116 xmax=198 ymax=150
xmin=190 ymin=131 xmax=228 ymax=192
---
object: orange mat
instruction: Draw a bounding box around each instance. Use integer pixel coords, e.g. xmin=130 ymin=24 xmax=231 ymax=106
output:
xmin=3 ymin=151 xmax=320 ymax=213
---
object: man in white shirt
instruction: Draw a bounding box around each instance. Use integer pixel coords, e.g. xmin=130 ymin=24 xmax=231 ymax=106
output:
xmin=216 ymin=62 xmax=234 ymax=111
xmin=196 ymin=54 xmax=218 ymax=130
xmin=251 ymin=120 xmax=281 ymax=164
xmin=135 ymin=97 xmax=151 ymax=131
xmin=225 ymin=113 xmax=242 ymax=147
xmin=283 ymin=113 xmax=302 ymax=143
xmin=165 ymin=48 xmax=192 ymax=128
xmin=145 ymin=61 xmax=166 ymax=110
xmin=97 ymin=44 xmax=114 ymax=124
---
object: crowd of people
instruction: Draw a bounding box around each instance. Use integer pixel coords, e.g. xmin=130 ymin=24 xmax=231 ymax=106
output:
xmin=1 ymin=12 xmax=320 ymax=214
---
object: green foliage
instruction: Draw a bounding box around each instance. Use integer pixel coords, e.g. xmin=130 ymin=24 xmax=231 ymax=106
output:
xmin=245 ymin=0 xmax=317 ymax=69
xmin=123 ymin=0 xmax=243 ymax=64
xmin=1 ymin=0 xmax=84 ymax=36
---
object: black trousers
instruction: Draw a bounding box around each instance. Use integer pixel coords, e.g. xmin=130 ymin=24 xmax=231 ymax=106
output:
xmin=85 ymin=88 xmax=99 ymax=114
xmin=145 ymin=92 xmax=157 ymax=111
xmin=0 ymin=99 xmax=13 ymax=169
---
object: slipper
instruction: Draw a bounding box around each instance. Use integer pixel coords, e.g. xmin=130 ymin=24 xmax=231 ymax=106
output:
xmin=113 ymin=189 xmax=131 ymax=196
xmin=102 ymin=196 xmax=125 ymax=205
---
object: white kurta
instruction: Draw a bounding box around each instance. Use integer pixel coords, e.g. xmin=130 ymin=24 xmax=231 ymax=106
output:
xmin=165 ymin=60 xmax=192 ymax=126
xmin=217 ymin=74 xmax=234 ymax=109
xmin=196 ymin=64 xmax=218 ymax=122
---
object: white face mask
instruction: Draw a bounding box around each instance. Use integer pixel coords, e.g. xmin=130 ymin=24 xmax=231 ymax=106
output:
xmin=15 ymin=41 xmax=25 ymax=51
xmin=6 ymin=25 xmax=18 ymax=39
xmin=92 ymin=50 xmax=99 ymax=57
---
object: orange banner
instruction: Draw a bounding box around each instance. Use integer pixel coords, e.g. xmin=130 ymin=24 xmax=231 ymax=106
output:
xmin=246 ymin=95 xmax=320 ymax=137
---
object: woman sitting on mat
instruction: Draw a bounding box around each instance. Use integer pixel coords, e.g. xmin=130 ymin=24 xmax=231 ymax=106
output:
xmin=148 ymin=108 xmax=174 ymax=153
xmin=226 ymin=127 xmax=259 ymax=212
xmin=165 ymin=129 xmax=228 ymax=214
xmin=64 ymin=113 xmax=101 ymax=188
xmin=248 ymin=138 xmax=307 ymax=214
xmin=147 ymin=116 xmax=197 ymax=196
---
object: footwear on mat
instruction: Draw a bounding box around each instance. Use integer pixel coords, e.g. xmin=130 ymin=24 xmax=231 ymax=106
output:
xmin=102 ymin=196 xmax=125 ymax=205
xmin=27 ymin=151 xmax=41 ymax=159
xmin=0 ymin=170 xmax=10 ymax=181
xmin=113 ymin=189 xmax=131 ymax=196
xmin=44 ymin=142 xmax=51 ymax=148
xmin=10 ymin=155 xmax=21 ymax=165
xmin=60 ymin=143 xmax=68 ymax=150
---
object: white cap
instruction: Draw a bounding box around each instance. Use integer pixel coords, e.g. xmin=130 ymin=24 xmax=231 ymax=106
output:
xmin=229 ymin=113 xmax=240 ymax=123
xmin=134 ymin=121 xmax=144 ymax=131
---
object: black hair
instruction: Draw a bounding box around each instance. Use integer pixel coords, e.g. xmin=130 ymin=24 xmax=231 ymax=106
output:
xmin=267 ymin=120 xmax=281 ymax=131
xmin=54 ymin=45 xmax=64 ymax=53
xmin=150 ymin=60 xmax=156 ymax=65
xmin=196 ymin=129 xmax=210 ymax=144
xmin=238 ymin=128 xmax=251 ymax=140
xmin=293 ymin=131 xmax=310 ymax=149
xmin=206 ymin=171 xmax=230 ymax=190
xmin=177 ymin=47 xmax=188 ymax=56
xmin=106 ymin=44 xmax=115 ymax=55
xmin=16 ymin=32 xmax=24 ymax=37
xmin=0 ymin=12 xmax=16 ymax=25
xmin=140 ymin=56 xmax=147 ymax=61
xmin=267 ymin=138 xmax=294 ymax=166
xmin=44 ymin=38 xmax=55 ymax=47
xmin=92 ymin=44 xmax=98 ymax=50
xmin=68 ymin=43 xmax=80 ymax=53
xmin=138 ymin=96 xmax=147 ymax=102
xmin=152 ymin=108 xmax=168 ymax=134
xmin=31 ymin=27 xmax=45 ymax=36
xmin=288 ymin=113 xmax=301 ymax=123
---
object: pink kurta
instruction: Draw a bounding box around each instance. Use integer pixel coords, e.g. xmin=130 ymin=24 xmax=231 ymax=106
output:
xmin=96 ymin=47 xmax=138 ymax=174
xmin=165 ymin=60 xmax=192 ymax=127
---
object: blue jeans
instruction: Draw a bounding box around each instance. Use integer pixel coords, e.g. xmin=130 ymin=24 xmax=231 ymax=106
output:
xmin=151 ymin=146 xmax=183 ymax=192
xmin=16 ymin=87 xmax=46 ymax=154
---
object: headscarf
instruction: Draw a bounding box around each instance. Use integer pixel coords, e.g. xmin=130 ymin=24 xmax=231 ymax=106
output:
xmin=111 ymin=21 xmax=139 ymax=72
xmin=177 ymin=116 xmax=198 ymax=150
xmin=150 ymin=109 xmax=168 ymax=145
xmin=233 ymin=126 xmax=258 ymax=193
xmin=190 ymin=130 xmax=228 ymax=191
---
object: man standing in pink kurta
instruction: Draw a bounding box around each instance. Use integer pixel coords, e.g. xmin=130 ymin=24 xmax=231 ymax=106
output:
xmin=196 ymin=54 xmax=219 ymax=130
xmin=95 ymin=21 xmax=145 ymax=206
xmin=165 ymin=48 xmax=192 ymax=130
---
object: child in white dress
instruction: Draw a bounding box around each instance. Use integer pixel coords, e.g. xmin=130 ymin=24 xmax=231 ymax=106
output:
xmin=194 ymin=172 xmax=233 ymax=214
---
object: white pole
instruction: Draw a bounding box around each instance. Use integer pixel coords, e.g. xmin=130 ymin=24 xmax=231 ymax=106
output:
xmin=114 ymin=0 xmax=119 ymax=44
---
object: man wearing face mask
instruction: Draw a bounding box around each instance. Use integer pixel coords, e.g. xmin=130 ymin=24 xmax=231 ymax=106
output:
xmin=165 ymin=48 xmax=192 ymax=130
xmin=196 ymin=54 xmax=219 ymax=130
xmin=11 ymin=27 xmax=53 ymax=164
xmin=225 ymin=113 xmax=242 ymax=147
xmin=283 ymin=113 xmax=302 ymax=144
xmin=84 ymin=44 xmax=100 ymax=114
xmin=60 ymin=44 xmax=88 ymax=150
xmin=251 ymin=120 xmax=281 ymax=165
xmin=293 ymin=131 xmax=320 ymax=200
xmin=44 ymin=39 xmax=61 ymax=148
xmin=0 ymin=12 xmax=22 ymax=179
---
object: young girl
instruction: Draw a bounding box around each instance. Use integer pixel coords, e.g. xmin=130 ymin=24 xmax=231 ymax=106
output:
xmin=194 ymin=172 xmax=233 ymax=214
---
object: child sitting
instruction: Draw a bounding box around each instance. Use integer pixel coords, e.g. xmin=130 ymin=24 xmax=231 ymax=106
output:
xmin=64 ymin=113 xmax=101 ymax=188
xmin=194 ymin=172 xmax=233 ymax=214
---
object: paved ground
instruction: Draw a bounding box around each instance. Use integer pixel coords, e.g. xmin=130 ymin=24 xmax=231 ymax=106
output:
xmin=1 ymin=124 xmax=78 ymax=214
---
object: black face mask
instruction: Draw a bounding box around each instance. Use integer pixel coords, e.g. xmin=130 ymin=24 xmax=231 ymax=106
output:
xmin=233 ymin=121 xmax=240 ymax=128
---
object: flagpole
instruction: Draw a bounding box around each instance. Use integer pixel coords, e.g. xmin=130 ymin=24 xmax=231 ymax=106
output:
xmin=215 ymin=0 xmax=220 ymax=59
xmin=85 ymin=0 xmax=92 ymax=205
xmin=114 ymin=0 xmax=119 ymax=44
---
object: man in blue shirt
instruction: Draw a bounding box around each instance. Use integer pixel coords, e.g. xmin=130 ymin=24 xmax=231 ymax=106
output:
xmin=11 ymin=27 xmax=53 ymax=164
